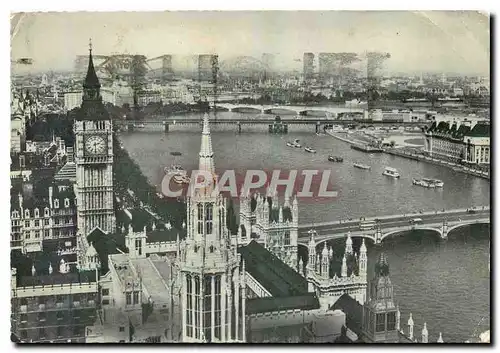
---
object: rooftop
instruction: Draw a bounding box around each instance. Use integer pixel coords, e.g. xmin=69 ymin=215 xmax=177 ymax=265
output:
xmin=17 ymin=270 xmax=97 ymax=287
xmin=119 ymin=208 xmax=187 ymax=243
xmin=238 ymin=240 xmax=308 ymax=297
xmin=247 ymin=293 xmax=320 ymax=315
xmin=330 ymin=294 xmax=363 ymax=338
xmin=54 ymin=162 xmax=76 ymax=182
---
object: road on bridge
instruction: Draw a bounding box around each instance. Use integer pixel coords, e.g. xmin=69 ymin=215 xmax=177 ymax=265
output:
xmin=116 ymin=118 xmax=429 ymax=127
xmin=298 ymin=208 xmax=490 ymax=241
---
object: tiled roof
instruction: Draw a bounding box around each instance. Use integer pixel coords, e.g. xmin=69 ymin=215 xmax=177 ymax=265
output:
xmin=246 ymin=293 xmax=320 ymax=315
xmin=238 ymin=240 xmax=308 ymax=297
xmin=330 ymin=294 xmax=363 ymax=337
xmin=88 ymin=227 xmax=107 ymax=239
xmin=54 ymin=162 xmax=76 ymax=182
xmin=467 ymin=122 xmax=490 ymax=138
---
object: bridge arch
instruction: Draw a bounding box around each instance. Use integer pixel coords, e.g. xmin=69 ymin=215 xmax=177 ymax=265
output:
xmin=314 ymin=234 xmax=376 ymax=248
xmin=232 ymin=106 xmax=262 ymax=114
xmin=447 ymin=220 xmax=490 ymax=236
xmin=263 ymin=108 xmax=297 ymax=115
xmin=299 ymin=110 xmax=329 ymax=117
xmin=380 ymin=227 xmax=442 ymax=242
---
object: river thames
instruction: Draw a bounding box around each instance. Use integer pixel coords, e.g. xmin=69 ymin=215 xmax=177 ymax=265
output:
xmin=119 ymin=111 xmax=490 ymax=342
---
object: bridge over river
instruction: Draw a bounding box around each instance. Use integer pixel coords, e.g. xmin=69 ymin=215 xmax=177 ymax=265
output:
xmin=213 ymin=103 xmax=366 ymax=117
xmin=115 ymin=117 xmax=429 ymax=133
xmin=297 ymin=207 xmax=490 ymax=246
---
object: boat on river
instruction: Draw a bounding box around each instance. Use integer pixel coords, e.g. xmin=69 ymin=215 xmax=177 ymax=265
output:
xmin=164 ymin=164 xmax=190 ymax=184
xmin=328 ymin=155 xmax=343 ymax=162
xmin=412 ymin=178 xmax=436 ymax=188
xmin=351 ymin=143 xmax=383 ymax=153
xmin=422 ymin=178 xmax=444 ymax=187
xmin=286 ymin=139 xmax=302 ymax=148
xmin=382 ymin=167 xmax=400 ymax=178
xmin=353 ymin=163 xmax=371 ymax=170
xmin=305 ymin=147 xmax=316 ymax=153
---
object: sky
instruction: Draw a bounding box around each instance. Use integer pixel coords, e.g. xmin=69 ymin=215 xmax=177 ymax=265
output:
xmin=11 ymin=11 xmax=490 ymax=75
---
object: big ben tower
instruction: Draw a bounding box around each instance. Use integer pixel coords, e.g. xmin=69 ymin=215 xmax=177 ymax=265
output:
xmin=74 ymin=40 xmax=116 ymax=269
xmin=179 ymin=113 xmax=246 ymax=343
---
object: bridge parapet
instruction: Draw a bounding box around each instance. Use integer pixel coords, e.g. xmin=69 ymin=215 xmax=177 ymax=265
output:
xmin=298 ymin=217 xmax=490 ymax=246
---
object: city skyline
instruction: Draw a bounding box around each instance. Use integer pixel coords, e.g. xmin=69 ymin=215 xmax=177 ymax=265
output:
xmin=11 ymin=11 xmax=489 ymax=76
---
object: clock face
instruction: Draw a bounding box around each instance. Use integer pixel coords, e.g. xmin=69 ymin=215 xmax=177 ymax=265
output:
xmin=85 ymin=135 xmax=106 ymax=155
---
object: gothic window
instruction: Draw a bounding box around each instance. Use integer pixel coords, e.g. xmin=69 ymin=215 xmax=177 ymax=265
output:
xmin=203 ymin=276 xmax=213 ymax=342
xmin=25 ymin=209 xmax=30 ymax=218
xmin=44 ymin=208 xmax=49 ymax=217
xmin=133 ymin=291 xmax=140 ymax=305
xmin=194 ymin=276 xmax=201 ymax=339
xmin=206 ymin=203 xmax=213 ymax=235
xmin=64 ymin=198 xmax=70 ymax=208
xmin=54 ymin=199 xmax=59 ymax=209
xmin=25 ymin=220 xmax=30 ymax=228
xmin=214 ymin=275 xmax=222 ymax=340
xmin=284 ymin=230 xmax=290 ymax=245
xmin=197 ymin=203 xmax=204 ymax=235
xmin=44 ymin=229 xmax=49 ymax=237
xmin=135 ymin=239 xmax=142 ymax=256
xmin=376 ymin=313 xmax=386 ymax=332
xmin=34 ymin=208 xmax=39 ymax=218
xmin=126 ymin=292 xmax=132 ymax=305
xmin=186 ymin=274 xmax=193 ymax=337
xmin=387 ymin=311 xmax=396 ymax=331
xmin=12 ymin=211 xmax=19 ymax=219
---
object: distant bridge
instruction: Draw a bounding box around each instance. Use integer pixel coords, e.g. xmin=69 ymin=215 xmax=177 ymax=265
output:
xmin=213 ymin=103 xmax=365 ymax=117
xmin=114 ymin=118 xmax=429 ymax=133
xmin=297 ymin=207 xmax=490 ymax=246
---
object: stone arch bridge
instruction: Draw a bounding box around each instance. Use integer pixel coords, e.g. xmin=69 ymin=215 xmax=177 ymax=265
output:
xmin=297 ymin=207 xmax=490 ymax=248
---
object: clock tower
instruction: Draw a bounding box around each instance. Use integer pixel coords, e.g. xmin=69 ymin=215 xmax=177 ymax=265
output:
xmin=74 ymin=40 xmax=116 ymax=270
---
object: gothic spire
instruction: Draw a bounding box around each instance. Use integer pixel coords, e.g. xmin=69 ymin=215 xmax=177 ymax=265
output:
xmin=375 ymin=252 xmax=390 ymax=277
xmin=198 ymin=113 xmax=215 ymax=174
xmin=84 ymin=38 xmax=101 ymax=89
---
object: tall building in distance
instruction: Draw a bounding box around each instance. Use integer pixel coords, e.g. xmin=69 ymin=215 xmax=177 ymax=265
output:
xmin=261 ymin=53 xmax=275 ymax=80
xmin=318 ymin=53 xmax=337 ymax=81
xmin=162 ymin=55 xmax=174 ymax=82
xmin=74 ymin=42 xmax=116 ymax=269
xmin=303 ymin=52 xmax=315 ymax=81
xmin=198 ymin=54 xmax=218 ymax=82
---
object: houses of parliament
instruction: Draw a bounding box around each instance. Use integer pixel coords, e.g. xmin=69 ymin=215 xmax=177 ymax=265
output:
xmin=10 ymin=43 xmax=443 ymax=344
